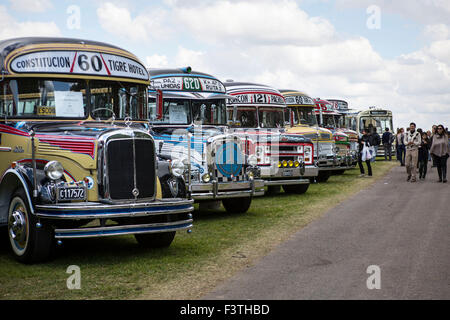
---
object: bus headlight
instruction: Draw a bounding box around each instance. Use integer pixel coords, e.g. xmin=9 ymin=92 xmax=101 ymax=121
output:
xmin=44 ymin=161 xmax=64 ymax=180
xmin=171 ymin=159 xmax=185 ymax=177
xmin=202 ymin=173 xmax=211 ymax=183
xmin=248 ymin=154 xmax=258 ymax=166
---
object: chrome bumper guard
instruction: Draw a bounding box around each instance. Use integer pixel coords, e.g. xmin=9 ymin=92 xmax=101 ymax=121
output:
xmin=35 ymin=198 xmax=194 ymax=220
xmin=303 ymin=165 xmax=319 ymax=178
xmin=191 ymin=179 xmax=265 ymax=200
xmin=54 ymin=219 xmax=193 ymax=239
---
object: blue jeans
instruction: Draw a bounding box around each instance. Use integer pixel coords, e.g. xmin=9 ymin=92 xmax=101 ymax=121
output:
xmin=397 ymin=145 xmax=405 ymax=165
xmin=370 ymin=146 xmax=378 ymax=162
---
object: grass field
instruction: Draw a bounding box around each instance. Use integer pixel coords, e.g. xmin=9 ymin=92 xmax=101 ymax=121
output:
xmin=0 ymin=160 xmax=397 ymax=300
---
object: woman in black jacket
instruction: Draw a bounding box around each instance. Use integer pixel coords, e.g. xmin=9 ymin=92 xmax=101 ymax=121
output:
xmin=358 ymin=129 xmax=372 ymax=177
xmin=418 ymin=132 xmax=430 ymax=180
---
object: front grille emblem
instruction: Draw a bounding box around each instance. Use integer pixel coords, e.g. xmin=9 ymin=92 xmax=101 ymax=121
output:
xmin=132 ymin=188 xmax=139 ymax=197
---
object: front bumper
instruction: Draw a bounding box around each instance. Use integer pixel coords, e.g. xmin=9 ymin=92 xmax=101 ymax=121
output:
xmin=35 ymin=198 xmax=194 ymax=239
xmin=191 ymin=179 xmax=265 ymax=200
xmin=335 ymin=154 xmax=356 ymax=170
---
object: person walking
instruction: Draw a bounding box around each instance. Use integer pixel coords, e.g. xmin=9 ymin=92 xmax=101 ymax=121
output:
xmin=418 ymin=132 xmax=430 ymax=180
xmin=427 ymin=130 xmax=432 ymax=162
xmin=396 ymin=128 xmax=406 ymax=166
xmin=404 ymin=122 xmax=421 ymax=182
xmin=430 ymin=125 xmax=437 ymax=167
xmin=358 ymin=129 xmax=372 ymax=177
xmin=370 ymin=128 xmax=381 ymax=162
xmin=429 ymin=124 xmax=449 ymax=183
xmin=382 ymin=128 xmax=393 ymax=161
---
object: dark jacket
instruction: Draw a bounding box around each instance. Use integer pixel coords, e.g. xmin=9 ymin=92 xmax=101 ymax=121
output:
xmin=418 ymin=137 xmax=430 ymax=162
xmin=358 ymin=134 xmax=371 ymax=153
xmin=370 ymin=132 xmax=381 ymax=146
xmin=382 ymin=131 xmax=393 ymax=145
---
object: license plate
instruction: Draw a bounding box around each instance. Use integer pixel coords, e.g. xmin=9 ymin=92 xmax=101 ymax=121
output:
xmin=282 ymin=169 xmax=293 ymax=177
xmin=57 ymin=185 xmax=86 ymax=201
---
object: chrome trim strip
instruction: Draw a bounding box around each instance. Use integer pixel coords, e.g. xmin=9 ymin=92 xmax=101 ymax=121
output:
xmin=192 ymin=189 xmax=264 ymax=200
xmin=54 ymin=219 xmax=193 ymax=239
xmin=317 ymin=166 xmax=341 ymax=171
xmin=264 ymin=178 xmax=310 ymax=186
xmin=0 ymin=147 xmax=11 ymax=152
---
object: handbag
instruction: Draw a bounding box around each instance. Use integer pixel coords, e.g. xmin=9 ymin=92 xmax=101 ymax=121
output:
xmin=362 ymin=144 xmax=372 ymax=161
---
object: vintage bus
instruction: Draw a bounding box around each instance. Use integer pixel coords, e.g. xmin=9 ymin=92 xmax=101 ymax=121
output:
xmin=148 ymin=68 xmax=264 ymax=214
xmin=314 ymin=98 xmax=354 ymax=173
xmin=225 ymin=81 xmax=318 ymax=195
xmin=344 ymin=108 xmax=394 ymax=157
xmin=326 ymin=99 xmax=359 ymax=165
xmin=280 ymin=90 xmax=338 ymax=183
xmin=0 ymin=37 xmax=194 ymax=263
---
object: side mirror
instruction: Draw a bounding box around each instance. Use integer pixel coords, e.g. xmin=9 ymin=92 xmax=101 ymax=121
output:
xmin=156 ymin=89 xmax=163 ymax=120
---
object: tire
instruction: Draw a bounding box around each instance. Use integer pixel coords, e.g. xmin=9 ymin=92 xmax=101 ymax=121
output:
xmin=316 ymin=171 xmax=330 ymax=183
xmin=282 ymin=183 xmax=310 ymax=194
xmin=135 ymin=232 xmax=176 ymax=248
xmin=266 ymin=185 xmax=281 ymax=195
xmin=222 ymin=197 xmax=252 ymax=214
xmin=7 ymin=189 xmax=53 ymax=263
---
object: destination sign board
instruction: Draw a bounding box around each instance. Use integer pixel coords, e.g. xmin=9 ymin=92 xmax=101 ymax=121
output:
xmin=10 ymin=50 xmax=149 ymax=81
xmin=150 ymin=76 xmax=226 ymax=93
xmin=227 ymin=93 xmax=285 ymax=105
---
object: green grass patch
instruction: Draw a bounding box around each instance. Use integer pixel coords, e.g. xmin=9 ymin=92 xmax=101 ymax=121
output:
xmin=0 ymin=161 xmax=396 ymax=300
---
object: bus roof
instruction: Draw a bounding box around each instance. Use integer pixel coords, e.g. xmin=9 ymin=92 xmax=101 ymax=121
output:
xmin=225 ymin=81 xmax=285 ymax=107
xmin=0 ymin=37 xmax=149 ymax=84
xmin=314 ymin=98 xmax=341 ymax=115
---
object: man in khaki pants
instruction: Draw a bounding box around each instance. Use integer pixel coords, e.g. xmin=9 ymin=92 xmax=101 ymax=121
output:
xmin=404 ymin=122 xmax=422 ymax=182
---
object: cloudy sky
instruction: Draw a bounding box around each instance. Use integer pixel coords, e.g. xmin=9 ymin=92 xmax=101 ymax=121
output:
xmin=2 ymin=0 xmax=450 ymax=130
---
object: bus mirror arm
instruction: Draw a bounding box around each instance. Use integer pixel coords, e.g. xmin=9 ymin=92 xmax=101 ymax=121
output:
xmin=156 ymin=89 xmax=163 ymax=120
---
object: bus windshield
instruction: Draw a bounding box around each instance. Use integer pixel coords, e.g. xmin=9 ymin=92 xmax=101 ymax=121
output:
xmin=231 ymin=106 xmax=258 ymax=128
xmin=321 ymin=114 xmax=337 ymax=128
xmin=360 ymin=116 xmax=392 ymax=134
xmin=148 ymin=98 xmax=227 ymax=126
xmin=0 ymin=78 xmax=87 ymax=118
xmin=334 ymin=114 xmax=344 ymax=128
xmin=148 ymin=99 xmax=191 ymax=124
xmin=258 ymin=107 xmax=284 ymax=128
xmin=290 ymin=107 xmax=317 ymax=126
xmin=0 ymin=79 xmax=148 ymax=120
xmin=192 ymin=99 xmax=227 ymax=125
xmin=89 ymin=81 xmax=148 ymax=121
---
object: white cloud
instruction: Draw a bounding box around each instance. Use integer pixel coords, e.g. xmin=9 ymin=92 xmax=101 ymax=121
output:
xmin=97 ymin=2 xmax=170 ymax=42
xmin=8 ymin=0 xmax=52 ymax=13
xmin=173 ymin=47 xmax=208 ymax=71
xmin=145 ymin=54 xmax=169 ymax=68
xmin=423 ymin=24 xmax=450 ymax=41
xmin=0 ymin=6 xmax=60 ymax=40
xmin=336 ymin=0 xmax=450 ymax=25
xmin=170 ymin=0 xmax=336 ymax=46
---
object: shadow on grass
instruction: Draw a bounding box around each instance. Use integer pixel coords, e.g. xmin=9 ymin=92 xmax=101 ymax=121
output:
xmin=0 ymin=231 xmax=198 ymax=267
